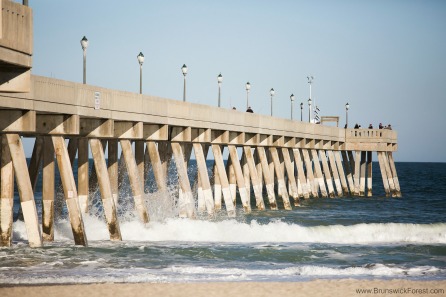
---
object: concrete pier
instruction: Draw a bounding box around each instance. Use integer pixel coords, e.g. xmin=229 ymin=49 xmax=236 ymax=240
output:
xmin=0 ymin=2 xmax=400 ymax=246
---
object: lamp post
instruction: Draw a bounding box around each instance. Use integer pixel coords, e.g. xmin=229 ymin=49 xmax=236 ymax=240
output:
xmin=270 ymin=88 xmax=275 ymax=116
xmin=290 ymin=94 xmax=295 ymax=120
xmin=181 ymin=64 xmax=188 ymax=101
xmin=137 ymin=52 xmax=144 ymax=94
xmin=308 ymin=98 xmax=312 ymax=123
xmin=307 ymin=75 xmax=314 ymax=120
xmin=80 ymin=36 xmax=88 ymax=84
xmin=345 ymin=102 xmax=350 ymax=128
xmin=217 ymin=73 xmax=223 ymax=107
xmin=245 ymin=82 xmax=251 ymax=109
xmin=300 ymin=102 xmax=303 ymax=121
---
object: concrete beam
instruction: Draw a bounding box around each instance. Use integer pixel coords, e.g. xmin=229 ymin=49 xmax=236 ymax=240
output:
xmin=0 ymin=110 xmax=35 ymax=132
xmin=36 ymin=114 xmax=79 ymax=135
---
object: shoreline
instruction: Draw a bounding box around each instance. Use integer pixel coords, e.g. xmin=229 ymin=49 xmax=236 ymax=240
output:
xmin=1 ymin=280 xmax=445 ymax=297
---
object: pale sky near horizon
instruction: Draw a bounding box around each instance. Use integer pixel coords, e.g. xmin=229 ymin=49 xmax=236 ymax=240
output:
xmin=26 ymin=0 xmax=446 ymax=162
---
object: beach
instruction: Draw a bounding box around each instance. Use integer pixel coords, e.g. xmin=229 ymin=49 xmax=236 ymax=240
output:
xmin=1 ymin=280 xmax=445 ymax=297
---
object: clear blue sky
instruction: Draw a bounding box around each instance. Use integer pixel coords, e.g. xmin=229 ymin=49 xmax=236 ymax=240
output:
xmin=28 ymin=0 xmax=446 ymax=162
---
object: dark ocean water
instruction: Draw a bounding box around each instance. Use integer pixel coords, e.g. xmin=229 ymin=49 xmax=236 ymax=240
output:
xmin=0 ymin=161 xmax=445 ymax=284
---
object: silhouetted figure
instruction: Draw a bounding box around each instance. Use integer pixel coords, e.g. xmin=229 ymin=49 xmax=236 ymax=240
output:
xmin=344 ymin=124 xmax=348 ymax=129
xmin=354 ymin=123 xmax=359 ymax=129
xmin=387 ymin=124 xmax=392 ymax=130
xmin=368 ymin=124 xmax=373 ymax=129
xmin=246 ymin=106 xmax=253 ymax=113
xmin=232 ymin=107 xmax=236 ymax=110
xmin=379 ymin=123 xmax=383 ymax=129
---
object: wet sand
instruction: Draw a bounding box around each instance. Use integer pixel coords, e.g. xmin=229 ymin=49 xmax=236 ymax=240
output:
xmin=1 ymin=280 xmax=445 ymax=297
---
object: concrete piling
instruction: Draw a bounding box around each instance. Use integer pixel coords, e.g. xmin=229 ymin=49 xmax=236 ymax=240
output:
xmin=243 ymin=146 xmax=265 ymax=210
xmin=42 ymin=136 xmax=55 ymax=241
xmin=256 ymin=146 xmax=278 ymax=209
xmin=90 ymin=139 xmax=122 ymax=241
xmin=228 ymin=145 xmax=251 ymax=213
xmin=1 ymin=135 xmax=15 ymax=247
xmin=211 ymin=144 xmax=236 ymax=217
xmin=327 ymin=150 xmax=343 ymax=197
xmin=281 ymin=148 xmax=299 ymax=206
xmin=366 ymin=151 xmax=373 ymax=197
xmin=293 ymin=149 xmax=310 ymax=199
xmin=319 ymin=150 xmax=335 ymax=198
xmin=52 ymin=136 xmax=87 ymax=246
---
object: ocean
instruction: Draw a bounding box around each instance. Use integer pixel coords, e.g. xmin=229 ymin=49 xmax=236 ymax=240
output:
xmin=1 ymin=161 xmax=445 ymax=285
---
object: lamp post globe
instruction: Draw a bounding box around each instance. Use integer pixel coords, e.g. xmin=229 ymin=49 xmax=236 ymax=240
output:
xmin=270 ymin=88 xmax=275 ymax=116
xmin=181 ymin=64 xmax=188 ymax=101
xmin=290 ymin=94 xmax=295 ymax=120
xmin=345 ymin=102 xmax=350 ymax=128
xmin=245 ymin=82 xmax=251 ymax=109
xmin=300 ymin=102 xmax=303 ymax=121
xmin=80 ymin=36 xmax=88 ymax=84
xmin=308 ymin=98 xmax=312 ymax=123
xmin=137 ymin=52 xmax=144 ymax=94
xmin=217 ymin=73 xmax=223 ymax=107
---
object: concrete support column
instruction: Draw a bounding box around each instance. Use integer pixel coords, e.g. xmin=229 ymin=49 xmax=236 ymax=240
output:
xmin=301 ymin=149 xmax=318 ymax=198
xmin=213 ymin=162 xmax=222 ymax=210
xmin=107 ymin=140 xmax=119 ymax=205
xmin=366 ymin=151 xmax=373 ymax=197
xmin=211 ymin=144 xmax=235 ymax=217
xmin=42 ymin=136 xmax=55 ymax=241
xmin=254 ymin=149 xmax=264 ymax=190
xmin=334 ymin=151 xmax=348 ymax=196
xmin=52 ymin=136 xmax=87 ymax=246
xmin=342 ymin=151 xmax=354 ymax=195
xmin=78 ymin=138 xmax=89 ymax=213
xmin=243 ymin=146 xmax=265 ymax=210
xmin=256 ymin=146 xmax=278 ymax=209
xmin=193 ymin=143 xmax=214 ymax=216
xmin=319 ymin=150 xmax=335 ymax=198
xmin=171 ymin=142 xmax=196 ymax=219
xmin=311 ymin=149 xmax=328 ymax=197
xmin=377 ymin=151 xmax=391 ymax=197
xmin=146 ymin=141 xmax=168 ymax=193
xmin=359 ymin=151 xmax=367 ymax=196
xmin=90 ymin=139 xmax=122 ymax=240
xmin=387 ymin=152 xmax=402 ymax=197
xmin=1 ymin=136 xmax=15 ymax=247
xmin=381 ymin=151 xmax=397 ymax=197
xmin=270 ymin=147 xmax=292 ymax=210
xmin=143 ymin=145 xmax=152 ymax=192
xmin=228 ymin=145 xmax=251 ymax=213
xmin=241 ymin=151 xmax=252 ymax=201
xmin=158 ymin=141 xmax=173 ymax=183
xmin=135 ymin=141 xmax=145 ymax=191
xmin=281 ymin=148 xmax=299 ymax=206
xmin=353 ymin=151 xmax=361 ymax=196
xmin=292 ymin=149 xmax=310 ymax=199
xmin=28 ymin=136 xmax=43 ymax=191
xmin=120 ymin=139 xmax=150 ymax=223
xmin=227 ymin=156 xmax=237 ymax=204
xmin=327 ymin=150 xmax=343 ymax=197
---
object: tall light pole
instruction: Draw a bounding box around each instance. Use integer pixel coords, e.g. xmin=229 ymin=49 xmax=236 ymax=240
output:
xmin=217 ymin=73 xmax=223 ymax=107
xmin=181 ymin=64 xmax=188 ymax=102
xmin=270 ymin=88 xmax=275 ymax=116
xmin=307 ymin=75 xmax=314 ymax=121
xmin=308 ymin=98 xmax=312 ymax=123
xmin=290 ymin=94 xmax=295 ymax=120
xmin=300 ymin=102 xmax=303 ymax=121
xmin=345 ymin=102 xmax=350 ymax=128
xmin=245 ymin=82 xmax=251 ymax=109
xmin=80 ymin=36 xmax=88 ymax=84
xmin=137 ymin=52 xmax=144 ymax=94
